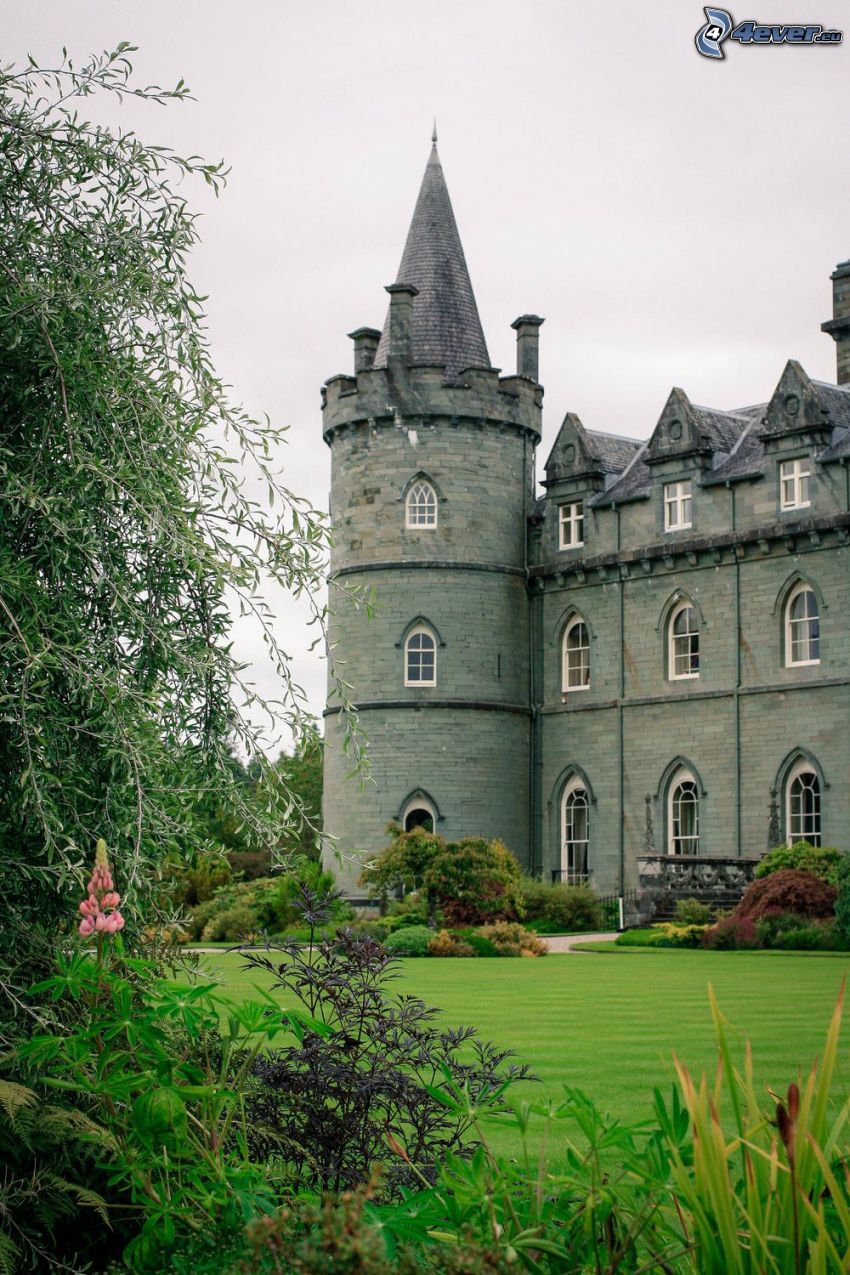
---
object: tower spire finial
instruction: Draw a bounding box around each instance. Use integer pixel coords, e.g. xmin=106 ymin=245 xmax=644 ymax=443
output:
xmin=432 ymin=119 xmax=438 ymax=146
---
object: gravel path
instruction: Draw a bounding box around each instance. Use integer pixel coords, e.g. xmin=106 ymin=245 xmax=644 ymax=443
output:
xmin=543 ymin=932 xmax=618 ymax=953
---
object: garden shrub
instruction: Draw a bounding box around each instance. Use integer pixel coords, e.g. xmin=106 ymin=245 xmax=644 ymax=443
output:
xmin=360 ymin=823 xmax=446 ymax=898
xmin=244 ymin=909 xmax=531 ymax=1196
xmin=428 ymin=929 xmax=475 ymax=957
xmin=735 ymin=868 xmax=837 ymax=922
xmin=202 ymin=904 xmax=260 ymax=942
xmin=382 ymin=925 xmax=433 ymax=957
xmin=773 ymin=922 xmax=835 ymax=951
xmin=454 ymin=928 xmax=500 ymax=957
xmin=519 ymin=875 xmax=552 ymax=920
xmin=755 ymin=841 xmax=844 ymax=885
xmin=426 ymin=838 xmax=524 ymax=926
xmin=673 ymin=897 xmax=712 ymax=926
xmin=614 ymin=923 xmax=705 ymax=949
xmin=701 ymin=916 xmax=760 ymax=949
xmin=477 ymin=922 xmax=547 ymax=957
xmin=187 ymin=897 xmax=221 ymax=941
xmin=754 ymin=909 xmax=810 ymax=948
xmin=835 ymin=854 xmax=850 ymax=947
xmin=541 ymin=883 xmax=603 ymax=932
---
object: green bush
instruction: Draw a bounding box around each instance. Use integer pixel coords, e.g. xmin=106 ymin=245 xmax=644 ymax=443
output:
xmin=519 ymin=875 xmax=552 ymax=920
xmin=187 ymin=897 xmax=220 ymax=941
xmin=202 ymin=904 xmax=259 ymax=942
xmin=454 ymin=928 xmax=500 ymax=957
xmin=754 ymin=910 xmax=810 ymax=948
xmin=477 ymin=922 xmax=547 ymax=957
xmin=755 ymin=841 xmax=844 ymax=885
xmin=425 ymin=838 xmax=524 ymax=926
xmin=835 ymin=855 xmax=850 ymax=947
xmin=673 ymin=897 xmax=711 ymax=926
xmin=382 ymin=925 xmax=433 ymax=957
xmin=614 ymin=924 xmax=705 ymax=949
xmin=773 ymin=923 xmax=835 ymax=951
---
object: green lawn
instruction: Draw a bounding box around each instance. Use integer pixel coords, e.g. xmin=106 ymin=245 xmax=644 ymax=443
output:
xmin=199 ymin=948 xmax=850 ymax=1141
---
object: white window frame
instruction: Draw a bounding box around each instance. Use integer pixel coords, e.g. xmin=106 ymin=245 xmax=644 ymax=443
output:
xmin=663 ymin=480 xmax=693 ymax=532
xmin=561 ymin=778 xmax=590 ymax=884
xmin=668 ymin=602 xmax=700 ymax=681
xmin=779 ymin=457 xmax=811 ymax=512
xmin=404 ymin=625 xmax=437 ymax=687
xmin=784 ymin=583 xmax=820 ymax=667
xmin=405 ymin=480 xmax=437 ymax=529
xmin=562 ymin=618 xmax=590 ymax=693
xmin=559 ymin=501 xmax=584 ymax=549
xmin=668 ymin=769 xmax=700 ymax=855
xmin=785 ymin=762 xmax=821 ymax=847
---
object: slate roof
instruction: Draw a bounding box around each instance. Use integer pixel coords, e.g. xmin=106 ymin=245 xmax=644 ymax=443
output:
xmin=373 ymin=142 xmax=490 ymax=379
xmin=812 ymin=380 xmax=850 ymax=432
xmin=701 ymin=407 xmax=767 ymax=484
xmin=689 ymin=404 xmax=750 ymax=453
xmin=588 ymin=430 xmax=642 ymax=473
xmin=590 ymin=444 xmax=652 ymax=506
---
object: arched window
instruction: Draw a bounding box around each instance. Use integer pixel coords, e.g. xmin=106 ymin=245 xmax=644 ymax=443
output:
xmin=785 ymin=584 xmax=820 ymax=666
xmin=401 ymin=797 xmax=436 ymax=834
xmin=668 ymin=769 xmax=700 ymax=855
xmin=668 ymin=602 xmax=700 ymax=680
xmin=786 ymin=763 xmax=821 ymax=846
xmin=405 ymin=481 xmax=437 ymax=528
xmin=561 ymin=779 xmax=589 ymax=884
xmin=562 ymin=619 xmax=590 ymax=692
xmin=404 ymin=626 xmax=436 ymax=687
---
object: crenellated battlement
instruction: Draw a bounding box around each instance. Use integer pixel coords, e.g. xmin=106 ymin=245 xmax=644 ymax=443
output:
xmin=322 ymin=361 xmax=543 ymax=441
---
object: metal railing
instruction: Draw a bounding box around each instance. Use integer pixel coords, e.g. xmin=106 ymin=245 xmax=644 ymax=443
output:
xmin=549 ymin=870 xmax=589 ymax=886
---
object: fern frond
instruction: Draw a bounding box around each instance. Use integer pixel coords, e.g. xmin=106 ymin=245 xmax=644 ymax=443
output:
xmin=0 ymin=1230 xmax=20 ymax=1275
xmin=43 ymin=1174 xmax=110 ymax=1225
xmin=0 ymin=1079 xmax=38 ymax=1124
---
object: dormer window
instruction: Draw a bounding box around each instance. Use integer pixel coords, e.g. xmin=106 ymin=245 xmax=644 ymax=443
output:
xmin=663 ymin=480 xmax=692 ymax=532
xmin=779 ymin=458 xmax=811 ymax=511
xmin=559 ymin=501 xmax=584 ymax=549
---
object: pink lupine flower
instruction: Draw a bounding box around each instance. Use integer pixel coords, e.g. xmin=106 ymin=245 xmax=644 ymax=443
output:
xmin=78 ymin=840 xmax=125 ymax=941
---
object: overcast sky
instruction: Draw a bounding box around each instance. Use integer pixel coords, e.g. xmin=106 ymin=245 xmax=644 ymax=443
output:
xmin=7 ymin=0 xmax=850 ymax=750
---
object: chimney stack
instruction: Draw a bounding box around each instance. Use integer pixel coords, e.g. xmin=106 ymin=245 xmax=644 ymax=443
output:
xmin=348 ymin=327 xmax=381 ymax=374
xmin=511 ymin=314 xmax=544 ymax=382
xmin=822 ymin=261 xmax=850 ymax=386
xmin=385 ymin=282 xmax=418 ymax=365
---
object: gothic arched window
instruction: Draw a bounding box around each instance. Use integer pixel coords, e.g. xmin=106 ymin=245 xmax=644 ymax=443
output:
xmin=404 ymin=626 xmax=437 ymax=687
xmin=405 ymin=481 xmax=437 ymax=528
xmin=786 ymin=763 xmax=821 ymax=846
xmin=668 ymin=769 xmax=700 ymax=855
xmin=561 ymin=779 xmax=589 ymax=884
xmin=785 ymin=584 xmax=820 ymax=666
xmin=668 ymin=602 xmax=700 ymax=680
xmin=562 ymin=619 xmax=590 ymax=693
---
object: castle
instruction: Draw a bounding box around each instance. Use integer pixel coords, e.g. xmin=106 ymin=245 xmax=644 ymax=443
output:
xmin=321 ymin=135 xmax=850 ymax=900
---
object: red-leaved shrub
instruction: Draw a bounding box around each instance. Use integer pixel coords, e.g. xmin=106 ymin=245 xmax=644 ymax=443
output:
xmin=702 ymin=916 xmax=760 ymax=950
xmin=735 ymin=869 xmax=836 ymax=922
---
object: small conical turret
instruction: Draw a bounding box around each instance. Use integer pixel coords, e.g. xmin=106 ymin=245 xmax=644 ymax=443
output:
xmin=373 ymin=135 xmax=490 ymax=378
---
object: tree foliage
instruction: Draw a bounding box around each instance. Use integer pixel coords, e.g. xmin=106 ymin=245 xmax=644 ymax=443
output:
xmin=0 ymin=46 xmax=360 ymax=1039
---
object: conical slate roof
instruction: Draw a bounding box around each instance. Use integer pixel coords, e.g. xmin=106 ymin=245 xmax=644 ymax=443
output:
xmin=374 ymin=138 xmax=490 ymax=378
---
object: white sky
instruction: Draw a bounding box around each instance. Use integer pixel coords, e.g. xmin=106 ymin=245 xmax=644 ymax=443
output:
xmin=7 ymin=0 xmax=850 ymax=750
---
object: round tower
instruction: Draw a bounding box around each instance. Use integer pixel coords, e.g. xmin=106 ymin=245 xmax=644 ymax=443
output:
xmin=322 ymin=136 xmax=543 ymax=895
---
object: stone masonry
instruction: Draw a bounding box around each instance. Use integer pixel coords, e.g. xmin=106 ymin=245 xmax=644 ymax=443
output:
xmin=322 ymin=135 xmax=850 ymax=897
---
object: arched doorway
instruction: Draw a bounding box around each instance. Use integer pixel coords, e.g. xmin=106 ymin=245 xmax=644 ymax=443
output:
xmin=401 ymin=796 xmax=436 ymax=834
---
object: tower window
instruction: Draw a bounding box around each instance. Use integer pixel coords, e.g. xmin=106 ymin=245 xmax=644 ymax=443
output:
xmin=669 ymin=602 xmax=700 ymax=680
xmin=561 ymin=779 xmax=589 ymax=884
xmin=406 ymin=481 xmax=437 ymax=528
xmin=779 ymin=458 xmax=811 ymax=511
xmin=663 ymin=480 xmax=693 ymax=532
xmin=786 ymin=764 xmax=821 ymax=846
xmin=785 ymin=584 xmax=820 ymax=666
xmin=404 ymin=626 xmax=436 ymax=686
xmin=668 ymin=770 xmax=700 ymax=855
xmin=559 ymin=501 xmax=584 ymax=549
xmin=562 ymin=619 xmax=590 ymax=693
